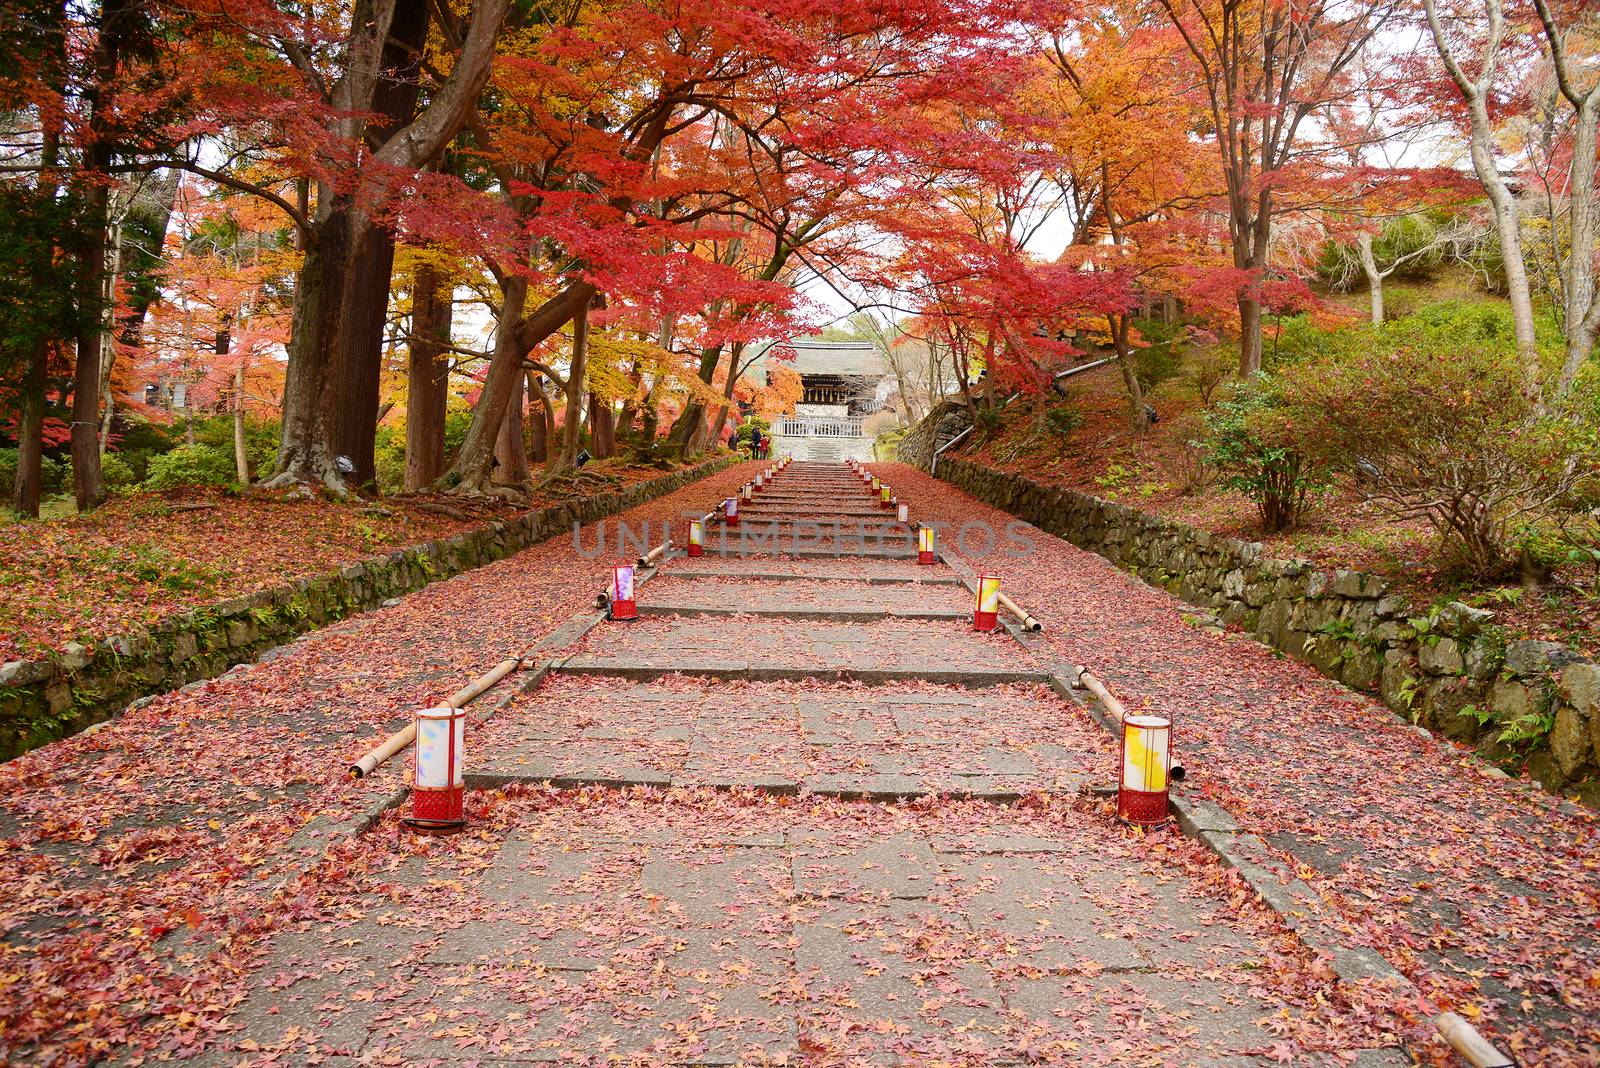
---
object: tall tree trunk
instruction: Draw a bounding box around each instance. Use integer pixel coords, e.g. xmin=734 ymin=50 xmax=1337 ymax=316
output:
xmin=706 ymin=342 xmax=746 ymax=447
xmin=588 ymin=393 xmax=615 ymax=458
xmin=441 ymin=278 xmax=592 ymax=489
xmin=404 ymin=262 xmax=451 ymax=490
xmin=233 ymin=366 xmax=251 ymax=483
xmin=1110 ymin=315 xmax=1149 ymax=432
xmin=444 ymin=274 xmax=528 ymax=491
xmin=273 ymin=0 xmax=507 ymax=489
xmin=329 ymin=0 xmax=429 ymax=489
xmin=1236 ymin=296 xmax=1263 ymax=376
xmin=14 ymin=0 xmax=66 ymax=517
xmin=13 ymin=338 xmax=49 ymax=517
xmin=96 ymin=199 xmax=126 ymax=455
xmin=1358 ymin=232 xmax=1384 ymax=326
xmin=494 ymin=373 xmax=531 ymax=482
xmin=554 ymin=301 xmax=590 ymax=472
xmin=526 ymin=372 xmax=548 ymax=463
xmin=269 ymin=204 xmax=363 ymax=489
xmin=331 ymin=227 xmax=398 ymax=490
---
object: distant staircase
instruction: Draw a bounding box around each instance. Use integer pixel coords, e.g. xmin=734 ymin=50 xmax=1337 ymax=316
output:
xmin=770 ymin=415 xmax=872 ymax=463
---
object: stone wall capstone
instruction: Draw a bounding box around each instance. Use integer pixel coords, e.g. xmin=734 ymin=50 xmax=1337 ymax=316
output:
xmin=0 ymin=457 xmax=733 ymax=760
xmin=934 ymin=455 xmax=1600 ymax=801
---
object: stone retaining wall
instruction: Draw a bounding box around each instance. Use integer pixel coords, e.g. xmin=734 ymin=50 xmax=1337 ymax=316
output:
xmin=0 ymin=458 xmax=733 ymax=760
xmin=894 ymin=400 xmax=972 ymax=471
xmin=935 ymin=455 xmax=1600 ymax=800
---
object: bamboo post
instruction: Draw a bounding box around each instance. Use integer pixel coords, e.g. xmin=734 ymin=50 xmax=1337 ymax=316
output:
xmin=996 ymin=591 xmax=1042 ymax=632
xmin=1434 ymin=1013 xmax=1515 ymax=1068
xmin=348 ymin=657 xmax=521 ymax=778
xmin=637 ymin=533 xmax=671 ymax=568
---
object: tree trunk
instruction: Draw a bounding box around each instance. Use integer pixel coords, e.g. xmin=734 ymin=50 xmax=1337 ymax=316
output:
xmin=13 ymin=338 xmax=48 ymax=517
xmin=233 ymin=365 xmax=251 ymax=482
xmin=331 ymin=227 xmax=398 ymax=490
xmin=96 ymin=202 xmax=125 ymax=455
xmin=1237 ymin=295 xmax=1263 ymax=376
xmin=1557 ymin=100 xmax=1599 ymax=397
xmin=1110 ymin=315 xmax=1149 ymax=432
xmin=404 ymin=262 xmax=451 ymax=490
xmin=440 ymin=278 xmax=593 ymax=488
xmin=1358 ymin=232 xmax=1384 ymax=326
xmin=526 ymin=372 xmax=548 ymax=463
xmin=494 ymin=372 xmax=531 ymax=483
xmin=588 ymin=393 xmax=615 ymax=459
xmin=329 ymin=0 xmax=429 ymax=489
xmin=443 ymin=274 xmax=528 ymax=491
xmin=554 ymin=301 xmax=590 ymax=472
xmin=69 ymin=186 xmax=110 ymax=512
xmin=269 ymin=204 xmax=363 ymax=489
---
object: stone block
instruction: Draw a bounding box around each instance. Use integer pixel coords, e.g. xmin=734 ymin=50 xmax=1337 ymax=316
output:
xmin=1489 ymin=678 xmax=1533 ymax=721
xmin=1329 ymin=569 xmax=1385 ymax=598
xmin=1550 ymin=703 xmax=1593 ymax=777
xmin=60 ymin=642 xmax=92 ymax=671
xmin=1374 ymin=593 xmax=1407 ymax=618
xmin=1505 ymin=639 xmax=1581 ymax=678
xmin=1441 ymin=601 xmax=1499 ymax=636
xmin=1462 ymin=632 xmax=1505 ymax=678
xmin=44 ymin=681 xmax=72 ymax=716
xmin=1418 ymin=637 xmax=1464 ymax=675
xmin=1342 ymin=647 xmax=1383 ymax=692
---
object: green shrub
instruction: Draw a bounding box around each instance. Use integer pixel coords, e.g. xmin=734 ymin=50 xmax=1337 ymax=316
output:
xmin=1044 ymin=404 xmax=1082 ymax=437
xmin=0 ymin=448 xmax=69 ymax=497
xmin=1129 ymin=319 xmax=1187 ymax=394
xmin=374 ymin=423 xmax=407 ymax=494
xmin=1275 ymin=337 xmax=1600 ymax=578
xmin=100 ymin=453 xmax=137 ymax=492
xmin=1200 ymin=377 xmax=1328 ymax=533
xmin=140 ymin=443 xmax=241 ymax=491
xmin=1185 ymin=346 xmax=1233 ymax=406
xmin=735 ymin=417 xmax=771 ymax=451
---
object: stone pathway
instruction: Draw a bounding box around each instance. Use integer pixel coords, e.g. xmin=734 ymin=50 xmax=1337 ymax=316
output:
xmin=203 ymin=463 xmax=1408 ymax=1066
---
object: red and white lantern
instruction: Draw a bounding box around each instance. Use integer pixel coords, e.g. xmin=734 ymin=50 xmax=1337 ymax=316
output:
xmin=897 ymin=502 xmax=909 ymax=523
xmin=406 ymin=704 xmax=466 ymax=835
xmin=918 ymin=525 xmax=936 ymax=565
xmin=741 ymin=482 xmax=753 ymax=501
xmin=724 ymin=496 xmax=739 ymax=526
xmin=870 ymin=475 xmax=881 ymax=491
xmin=880 ymin=485 xmax=892 ymax=508
xmin=974 ymin=574 xmax=1001 ymax=631
xmin=1118 ymin=715 xmax=1172 ymax=825
xmin=688 ymin=519 xmax=704 ymax=557
xmin=609 ymin=563 xmax=638 ymax=620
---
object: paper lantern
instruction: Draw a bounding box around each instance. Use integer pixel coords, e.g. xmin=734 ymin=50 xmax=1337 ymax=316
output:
xmin=871 ymin=475 xmax=880 ymax=491
xmin=880 ymin=485 xmax=892 ymax=508
xmin=724 ymin=496 xmax=739 ymax=526
xmin=918 ymin=525 xmax=936 ymax=565
xmin=609 ymin=563 xmax=638 ymax=620
xmin=688 ymin=518 xmax=704 ymax=557
xmin=741 ymin=482 xmax=753 ymax=501
xmin=974 ymin=574 xmax=1000 ymax=631
xmin=897 ymin=502 xmax=909 ymax=523
xmin=405 ymin=704 xmax=466 ymax=835
xmin=1118 ymin=715 xmax=1172 ymax=825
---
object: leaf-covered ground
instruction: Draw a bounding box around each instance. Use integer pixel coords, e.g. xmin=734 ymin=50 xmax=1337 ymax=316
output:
xmin=874 ymin=460 xmax=1600 ymax=1065
xmin=0 ymin=457 xmax=712 ymax=662
xmin=0 ymin=460 xmax=765 ymax=1065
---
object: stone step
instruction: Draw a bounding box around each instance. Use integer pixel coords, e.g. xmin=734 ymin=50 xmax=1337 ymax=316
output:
xmin=555 ymin=615 xmax=1034 ymax=682
xmin=471 ymin=674 xmax=1102 ymax=797
xmin=643 ymin=575 xmax=972 ymax=615
xmin=661 ymin=560 xmax=955 ymax=583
